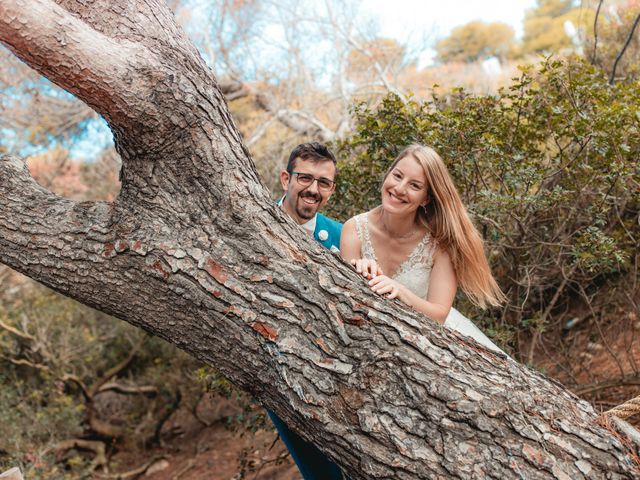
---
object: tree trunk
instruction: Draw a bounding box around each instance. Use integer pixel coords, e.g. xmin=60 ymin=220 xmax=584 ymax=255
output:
xmin=0 ymin=1 xmax=638 ymax=478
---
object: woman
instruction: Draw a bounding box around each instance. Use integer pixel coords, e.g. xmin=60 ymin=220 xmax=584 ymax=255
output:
xmin=340 ymin=144 xmax=505 ymax=353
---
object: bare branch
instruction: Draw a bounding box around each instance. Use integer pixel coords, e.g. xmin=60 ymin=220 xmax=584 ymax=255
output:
xmin=254 ymin=92 xmax=336 ymax=142
xmin=61 ymin=373 xmax=92 ymax=402
xmin=48 ymin=439 xmax=108 ymax=471
xmin=591 ymin=0 xmax=604 ymax=64
xmin=344 ymin=35 xmax=407 ymax=102
xmin=609 ymin=11 xmax=640 ymax=84
xmin=0 ymin=317 xmax=35 ymax=341
xmin=575 ymin=373 xmax=640 ymax=396
xmin=97 ymin=382 xmax=158 ymax=396
xmin=95 ymin=455 xmax=167 ymax=480
xmin=246 ymin=117 xmax=277 ymax=148
xmin=89 ymin=341 xmax=142 ymax=396
xmin=0 ymin=355 xmax=49 ymax=371
xmin=219 ymin=79 xmax=250 ymax=101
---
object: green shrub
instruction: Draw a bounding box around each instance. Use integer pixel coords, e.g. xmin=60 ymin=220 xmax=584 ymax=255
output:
xmin=0 ymin=285 xmax=202 ymax=477
xmin=329 ymin=57 xmax=639 ymax=355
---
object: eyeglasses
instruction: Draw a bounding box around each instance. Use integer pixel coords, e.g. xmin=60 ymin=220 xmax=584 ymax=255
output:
xmin=290 ymin=171 xmax=336 ymax=192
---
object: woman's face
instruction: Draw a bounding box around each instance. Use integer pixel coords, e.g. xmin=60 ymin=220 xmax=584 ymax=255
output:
xmin=381 ymin=155 xmax=429 ymax=215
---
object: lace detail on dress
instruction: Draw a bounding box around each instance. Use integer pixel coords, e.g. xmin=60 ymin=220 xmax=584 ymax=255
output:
xmin=354 ymin=212 xmax=436 ymax=299
xmin=354 ymin=213 xmax=508 ymax=355
xmin=354 ymin=213 xmax=378 ymax=261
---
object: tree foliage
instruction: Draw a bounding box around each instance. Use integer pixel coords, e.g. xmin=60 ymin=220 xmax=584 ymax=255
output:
xmin=521 ymin=0 xmax=589 ymax=55
xmin=330 ymin=57 xmax=639 ymax=358
xmin=435 ymin=21 xmax=516 ymax=63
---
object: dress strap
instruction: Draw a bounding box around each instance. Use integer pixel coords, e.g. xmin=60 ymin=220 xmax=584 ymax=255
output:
xmin=354 ymin=212 xmax=378 ymax=261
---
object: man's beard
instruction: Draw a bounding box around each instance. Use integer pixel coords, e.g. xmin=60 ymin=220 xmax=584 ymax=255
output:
xmin=296 ymin=192 xmax=322 ymax=220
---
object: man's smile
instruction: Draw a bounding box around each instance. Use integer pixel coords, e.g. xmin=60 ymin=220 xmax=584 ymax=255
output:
xmin=300 ymin=194 xmax=321 ymax=205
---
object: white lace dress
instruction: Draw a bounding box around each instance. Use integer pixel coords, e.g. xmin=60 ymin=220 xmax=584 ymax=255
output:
xmin=354 ymin=212 xmax=505 ymax=354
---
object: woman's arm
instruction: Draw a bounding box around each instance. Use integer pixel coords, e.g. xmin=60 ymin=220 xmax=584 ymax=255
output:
xmin=340 ymin=218 xmax=361 ymax=264
xmin=368 ymin=248 xmax=456 ymax=324
xmin=340 ymin=218 xmax=383 ymax=279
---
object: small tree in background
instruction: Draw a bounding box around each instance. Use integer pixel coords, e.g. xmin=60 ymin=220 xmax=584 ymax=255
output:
xmin=521 ymin=0 xmax=589 ymax=55
xmin=435 ymin=21 xmax=516 ymax=63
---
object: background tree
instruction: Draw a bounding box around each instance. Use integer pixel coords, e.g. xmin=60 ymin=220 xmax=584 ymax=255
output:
xmin=175 ymin=0 xmax=424 ymax=192
xmin=521 ymin=0 xmax=589 ymax=55
xmin=435 ymin=21 xmax=516 ymax=63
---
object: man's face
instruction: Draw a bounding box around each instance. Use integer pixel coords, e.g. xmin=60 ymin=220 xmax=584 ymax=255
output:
xmin=279 ymin=157 xmax=336 ymax=224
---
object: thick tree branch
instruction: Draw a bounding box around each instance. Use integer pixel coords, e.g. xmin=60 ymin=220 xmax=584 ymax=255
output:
xmin=0 ymin=155 xmax=138 ymax=313
xmin=0 ymin=0 xmax=149 ymax=129
xmin=1 ymin=1 xmax=639 ymax=478
xmin=0 ymin=0 xmax=261 ymax=207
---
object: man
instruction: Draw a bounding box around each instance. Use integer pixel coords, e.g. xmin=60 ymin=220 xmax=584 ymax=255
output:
xmin=271 ymin=142 xmax=344 ymax=480
xmin=278 ymin=142 xmax=342 ymax=252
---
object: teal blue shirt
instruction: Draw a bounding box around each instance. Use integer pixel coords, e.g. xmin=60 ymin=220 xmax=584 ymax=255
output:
xmin=313 ymin=213 xmax=342 ymax=252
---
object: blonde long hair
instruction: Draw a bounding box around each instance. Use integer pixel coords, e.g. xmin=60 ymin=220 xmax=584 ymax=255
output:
xmin=385 ymin=145 xmax=505 ymax=308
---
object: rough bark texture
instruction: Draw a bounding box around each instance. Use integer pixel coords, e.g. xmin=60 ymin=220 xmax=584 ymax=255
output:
xmin=0 ymin=1 xmax=638 ymax=478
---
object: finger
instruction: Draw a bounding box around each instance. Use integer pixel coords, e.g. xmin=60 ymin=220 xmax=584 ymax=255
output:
xmin=376 ymin=266 xmax=384 ymax=276
xmin=350 ymin=259 xmax=357 ymax=266
xmin=367 ymin=261 xmax=378 ymax=276
xmin=387 ymin=288 xmax=398 ymax=299
xmin=371 ymin=279 xmax=389 ymax=292
xmin=355 ymin=259 xmax=362 ymax=273
xmin=375 ymin=284 xmax=393 ymax=295
xmin=369 ymin=276 xmax=384 ymax=287
xmin=361 ymin=261 xmax=372 ymax=277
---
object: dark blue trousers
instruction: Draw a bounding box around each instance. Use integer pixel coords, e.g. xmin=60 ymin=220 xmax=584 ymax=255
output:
xmin=267 ymin=410 xmax=343 ymax=480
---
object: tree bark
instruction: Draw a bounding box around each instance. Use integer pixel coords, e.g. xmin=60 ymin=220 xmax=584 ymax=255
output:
xmin=0 ymin=1 xmax=638 ymax=478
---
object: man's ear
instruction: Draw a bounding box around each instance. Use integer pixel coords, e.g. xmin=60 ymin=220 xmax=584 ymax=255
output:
xmin=280 ymin=170 xmax=290 ymax=191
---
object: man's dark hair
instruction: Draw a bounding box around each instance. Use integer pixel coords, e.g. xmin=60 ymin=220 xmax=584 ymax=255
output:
xmin=286 ymin=142 xmax=337 ymax=174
